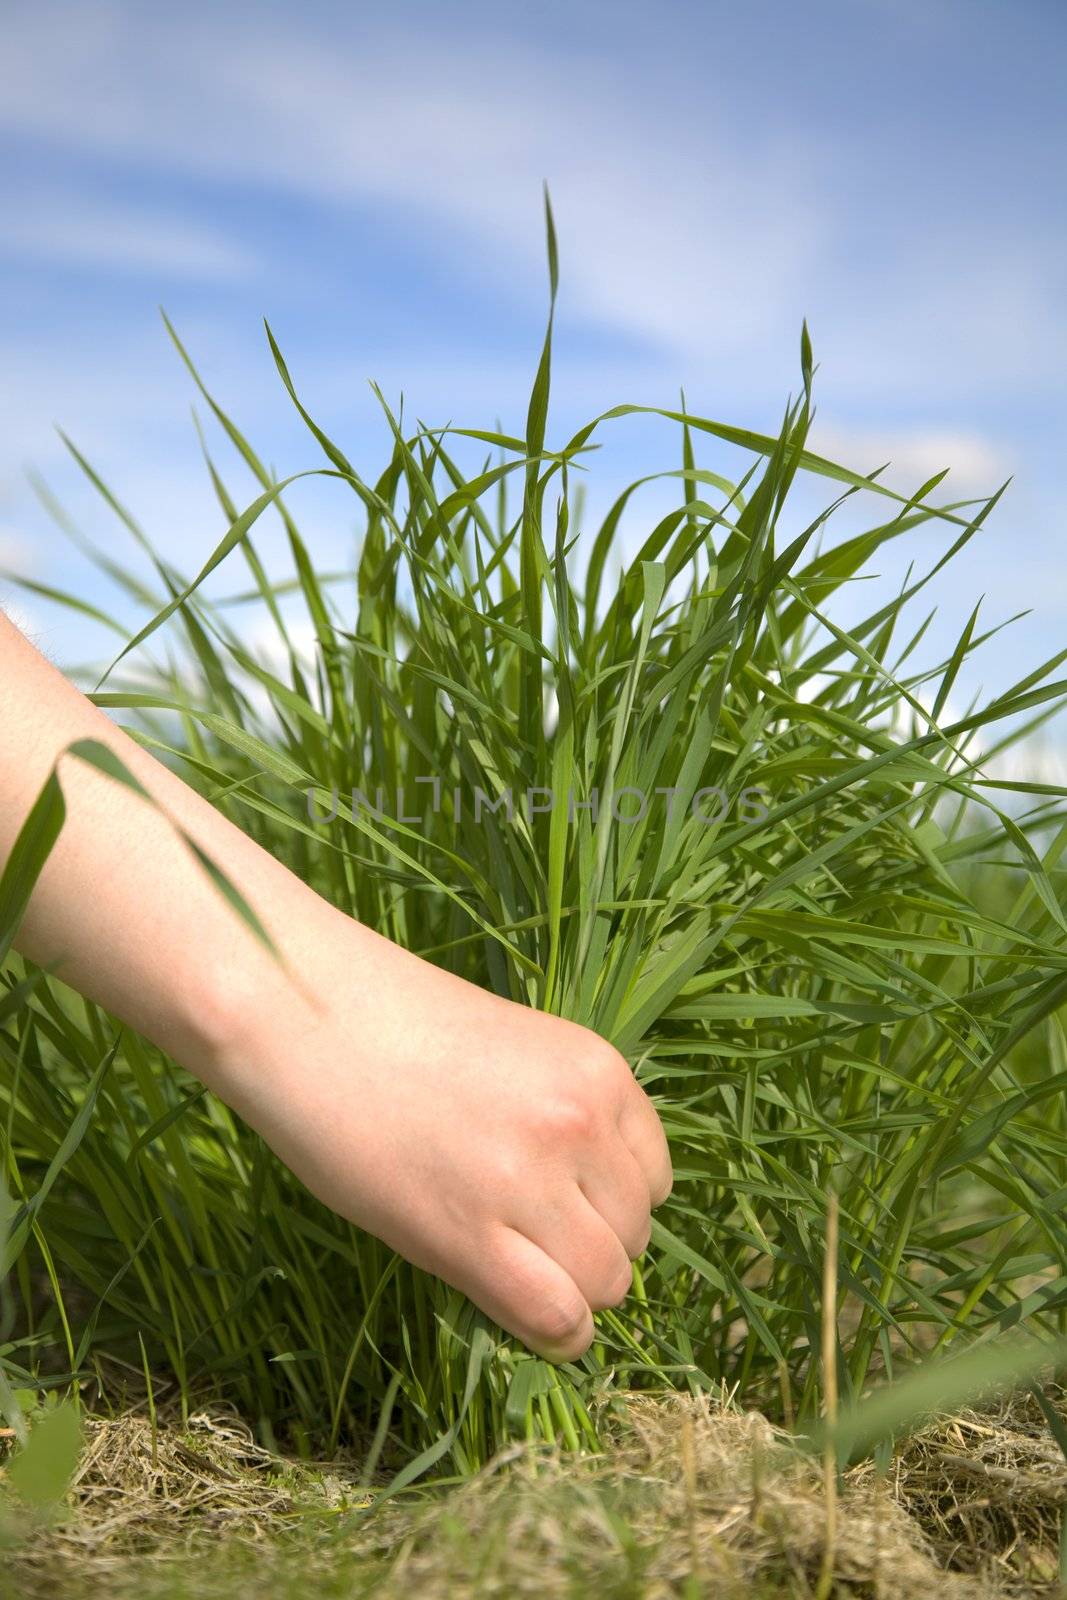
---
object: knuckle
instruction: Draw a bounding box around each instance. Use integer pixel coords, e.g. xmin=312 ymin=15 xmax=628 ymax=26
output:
xmin=653 ymin=1163 xmax=674 ymax=1206
xmin=609 ymin=1259 xmax=635 ymax=1303
xmin=617 ymin=1199 xmax=652 ymax=1260
xmin=591 ymin=1260 xmax=634 ymax=1310
xmin=538 ymin=1095 xmax=598 ymax=1147
xmin=532 ymin=1296 xmax=588 ymax=1348
xmin=631 ymin=1218 xmax=652 ymax=1259
xmin=584 ymin=1036 xmax=631 ymax=1090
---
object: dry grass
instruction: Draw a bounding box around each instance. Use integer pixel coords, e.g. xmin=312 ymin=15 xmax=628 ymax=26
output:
xmin=880 ymin=1390 xmax=1067 ymax=1590
xmin=4 ymin=1390 xmax=1067 ymax=1599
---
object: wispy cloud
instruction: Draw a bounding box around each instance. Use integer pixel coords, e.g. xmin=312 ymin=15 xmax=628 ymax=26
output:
xmin=2 ymin=0 xmax=1065 ymax=702
xmin=806 ymin=423 xmax=1012 ymax=497
xmin=4 ymin=197 xmax=255 ymax=281
xmin=0 ymin=529 xmax=33 ymax=573
xmin=0 ymin=2 xmax=829 ymax=378
xmin=4 ymin=1 xmax=1064 ymax=412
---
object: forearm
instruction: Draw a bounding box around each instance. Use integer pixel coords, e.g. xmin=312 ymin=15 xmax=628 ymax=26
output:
xmin=0 ymin=614 xmax=673 ymax=1361
xmin=0 ymin=611 xmax=349 ymax=1079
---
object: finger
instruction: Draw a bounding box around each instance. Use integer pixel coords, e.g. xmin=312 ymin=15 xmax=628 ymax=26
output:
xmin=578 ymin=1137 xmax=653 ymax=1259
xmin=512 ymin=1185 xmax=634 ymax=1313
xmin=617 ymin=1079 xmax=673 ymax=1206
xmin=450 ymin=1225 xmax=595 ymax=1362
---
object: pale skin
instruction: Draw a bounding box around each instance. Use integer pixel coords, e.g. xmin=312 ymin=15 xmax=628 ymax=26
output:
xmin=0 ymin=612 xmax=672 ymax=1361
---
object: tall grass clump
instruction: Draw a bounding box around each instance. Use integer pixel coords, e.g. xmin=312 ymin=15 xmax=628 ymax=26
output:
xmin=2 ymin=205 xmax=1067 ymax=1478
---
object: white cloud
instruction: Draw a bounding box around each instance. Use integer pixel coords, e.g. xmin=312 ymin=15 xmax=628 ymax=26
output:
xmin=0 ymin=529 xmax=33 ymax=573
xmin=806 ymin=423 xmax=1011 ymax=496
xmin=2 ymin=0 xmax=1064 ymax=409
xmin=0 ymin=2 xmax=823 ymax=369
xmin=4 ymin=198 xmax=255 ymax=281
xmin=1 ymin=0 xmax=1064 ymax=718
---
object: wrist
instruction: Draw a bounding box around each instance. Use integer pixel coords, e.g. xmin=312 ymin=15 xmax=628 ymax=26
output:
xmin=175 ymin=891 xmax=377 ymax=1111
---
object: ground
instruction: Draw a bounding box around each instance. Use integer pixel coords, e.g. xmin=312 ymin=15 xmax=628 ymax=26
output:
xmin=4 ymin=1389 xmax=1067 ymax=1598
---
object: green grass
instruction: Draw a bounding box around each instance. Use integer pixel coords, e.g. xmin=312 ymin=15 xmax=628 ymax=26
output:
xmin=2 ymin=200 xmax=1067 ymax=1482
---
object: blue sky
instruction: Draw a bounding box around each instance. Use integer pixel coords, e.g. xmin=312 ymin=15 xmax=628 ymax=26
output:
xmin=1 ymin=0 xmax=1065 ymax=758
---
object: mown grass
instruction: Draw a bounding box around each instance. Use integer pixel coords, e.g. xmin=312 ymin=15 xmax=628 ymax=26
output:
xmin=7 ymin=1390 xmax=1067 ymax=1599
xmin=2 ymin=200 xmax=1067 ymax=1486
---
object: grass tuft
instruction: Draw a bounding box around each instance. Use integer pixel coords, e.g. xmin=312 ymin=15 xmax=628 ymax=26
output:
xmin=1 ymin=228 xmax=1066 ymax=1484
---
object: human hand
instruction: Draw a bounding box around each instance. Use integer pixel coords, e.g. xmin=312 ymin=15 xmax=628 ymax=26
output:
xmin=210 ymin=907 xmax=673 ymax=1360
